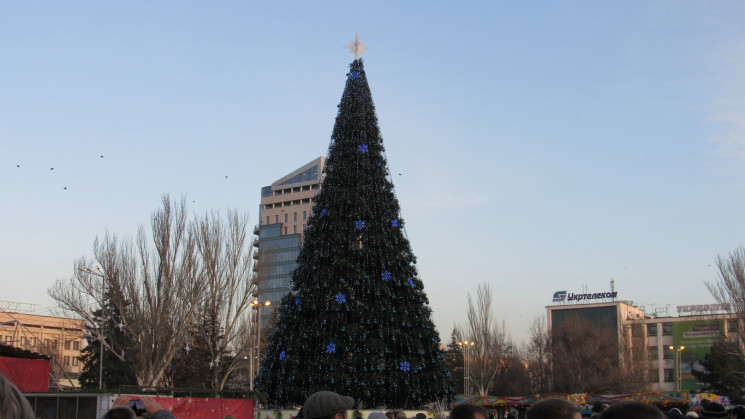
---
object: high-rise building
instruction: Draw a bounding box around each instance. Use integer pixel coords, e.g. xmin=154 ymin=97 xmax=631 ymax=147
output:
xmin=254 ymin=157 xmax=325 ymax=328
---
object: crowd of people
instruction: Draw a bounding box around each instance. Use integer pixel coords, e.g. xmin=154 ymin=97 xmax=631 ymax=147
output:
xmin=0 ymin=373 xmax=743 ymax=419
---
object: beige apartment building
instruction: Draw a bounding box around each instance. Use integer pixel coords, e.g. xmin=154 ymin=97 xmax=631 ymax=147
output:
xmin=254 ymin=156 xmax=325 ymax=327
xmin=0 ymin=310 xmax=85 ymax=388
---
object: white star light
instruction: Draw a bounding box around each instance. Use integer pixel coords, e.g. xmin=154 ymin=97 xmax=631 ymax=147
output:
xmin=344 ymin=33 xmax=369 ymax=59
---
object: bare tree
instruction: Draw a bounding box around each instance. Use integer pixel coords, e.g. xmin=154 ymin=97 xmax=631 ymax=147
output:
xmin=49 ymin=195 xmax=257 ymax=388
xmin=617 ymin=323 xmax=651 ymax=393
xmin=708 ymin=246 xmax=745 ymax=343
xmin=551 ymin=320 xmax=621 ymax=394
xmin=192 ymin=209 xmax=256 ymax=390
xmin=461 ymin=283 xmax=509 ymax=395
xmin=525 ymin=316 xmax=551 ymax=394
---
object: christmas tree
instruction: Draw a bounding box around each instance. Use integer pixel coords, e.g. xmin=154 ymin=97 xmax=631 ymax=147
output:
xmin=256 ymin=55 xmax=454 ymax=408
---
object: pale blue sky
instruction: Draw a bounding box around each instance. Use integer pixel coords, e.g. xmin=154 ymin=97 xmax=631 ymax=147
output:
xmin=2 ymin=1 xmax=745 ymax=343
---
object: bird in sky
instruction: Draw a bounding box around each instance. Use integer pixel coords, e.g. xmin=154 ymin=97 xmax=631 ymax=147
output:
xmin=50 ymin=168 xmax=54 ymax=170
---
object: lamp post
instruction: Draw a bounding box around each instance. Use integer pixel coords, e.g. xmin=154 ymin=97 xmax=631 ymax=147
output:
xmin=80 ymin=266 xmax=105 ymax=390
xmin=249 ymin=299 xmax=271 ymax=391
xmin=457 ymin=340 xmax=476 ymax=394
xmin=668 ymin=345 xmax=685 ymax=391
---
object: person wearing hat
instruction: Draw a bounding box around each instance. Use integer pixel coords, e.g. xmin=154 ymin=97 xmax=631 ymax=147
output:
xmin=302 ymin=391 xmax=356 ymax=419
xmin=698 ymin=402 xmax=728 ymax=419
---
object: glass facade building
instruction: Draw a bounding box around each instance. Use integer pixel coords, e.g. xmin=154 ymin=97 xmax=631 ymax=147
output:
xmin=254 ymin=157 xmax=325 ymax=328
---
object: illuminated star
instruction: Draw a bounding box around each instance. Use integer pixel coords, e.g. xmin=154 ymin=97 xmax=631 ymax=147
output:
xmin=117 ymin=322 xmax=125 ymax=331
xmin=344 ymin=33 xmax=369 ymax=59
xmin=185 ymin=344 xmax=191 ymax=354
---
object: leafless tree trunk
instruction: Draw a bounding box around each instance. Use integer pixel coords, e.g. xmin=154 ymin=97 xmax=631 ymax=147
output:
xmin=551 ymin=320 xmax=622 ymax=394
xmin=617 ymin=324 xmax=651 ymax=393
xmin=462 ymin=283 xmax=509 ymax=395
xmin=192 ymin=209 xmax=256 ymax=390
xmin=708 ymin=246 xmax=745 ymax=343
xmin=49 ymin=195 xmax=257 ymax=388
xmin=525 ymin=316 xmax=551 ymax=394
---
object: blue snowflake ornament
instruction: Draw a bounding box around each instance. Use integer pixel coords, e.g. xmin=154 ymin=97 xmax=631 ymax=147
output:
xmin=382 ymin=270 xmax=391 ymax=282
xmin=335 ymin=293 xmax=347 ymax=303
xmin=295 ymin=298 xmax=300 ymax=306
xmin=355 ymin=220 xmax=365 ymax=230
xmin=320 ymin=208 xmax=327 ymax=218
xmin=279 ymin=351 xmax=286 ymax=360
xmin=400 ymin=361 xmax=411 ymax=372
xmin=358 ymin=144 xmax=368 ymax=153
xmin=349 ymin=71 xmax=360 ymax=80
xmin=408 ymin=278 xmax=416 ymax=288
xmin=326 ymin=343 xmax=336 ymax=354
xmin=391 ymin=219 xmax=399 ymax=227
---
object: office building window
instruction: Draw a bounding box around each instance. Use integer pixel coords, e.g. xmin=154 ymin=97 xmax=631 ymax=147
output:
xmin=664 ymin=369 xmax=674 ymax=382
xmin=647 ymin=324 xmax=658 ymax=336
xmin=29 ymin=337 xmax=36 ymax=346
xmin=52 ymin=340 xmax=58 ymax=349
xmin=275 ymin=215 xmax=279 ymax=223
xmin=294 ymin=212 xmax=297 ymax=222
xmin=73 ymin=341 xmax=80 ymax=350
xmin=284 ymin=226 xmax=287 ymax=235
xmin=4 ymin=336 xmax=11 ymax=342
xmin=64 ymin=356 xmax=70 ymax=367
xmin=662 ymin=323 xmax=673 ymax=336
xmin=649 ymin=370 xmax=659 ymax=382
xmin=303 ymin=211 xmax=307 ymax=220
xmin=20 ymin=337 xmax=26 ymax=346
xmin=728 ymin=319 xmax=739 ymax=333
xmin=663 ymin=346 xmax=673 ymax=360
xmin=266 ymin=216 xmax=269 ymax=225
xmin=648 ymin=346 xmax=658 ymax=360
xmin=44 ymin=338 xmax=50 ymax=347
xmin=72 ymin=357 xmax=79 ymax=366
xmin=284 ymin=214 xmax=288 ymax=223
xmin=294 ymin=225 xmax=297 ymax=234
xmin=65 ymin=340 xmax=72 ymax=350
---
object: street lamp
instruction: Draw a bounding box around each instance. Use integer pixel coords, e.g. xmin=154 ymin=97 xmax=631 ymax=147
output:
xmin=457 ymin=340 xmax=476 ymax=394
xmin=668 ymin=345 xmax=685 ymax=391
xmin=79 ymin=266 xmax=105 ymax=390
xmin=249 ymin=299 xmax=271 ymax=391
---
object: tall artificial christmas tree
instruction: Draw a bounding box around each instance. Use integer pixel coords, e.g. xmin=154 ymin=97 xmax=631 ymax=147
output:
xmin=256 ymin=41 xmax=454 ymax=408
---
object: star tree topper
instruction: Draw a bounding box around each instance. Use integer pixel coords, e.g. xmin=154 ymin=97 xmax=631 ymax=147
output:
xmin=345 ymin=33 xmax=369 ymax=59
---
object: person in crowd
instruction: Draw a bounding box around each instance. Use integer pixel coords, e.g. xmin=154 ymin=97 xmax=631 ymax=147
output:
xmin=302 ymin=391 xmax=356 ymax=419
xmin=416 ymin=413 xmax=427 ymax=419
xmin=667 ymin=408 xmax=685 ymax=419
xmin=698 ymin=402 xmax=728 ymax=419
xmin=103 ymin=395 xmax=176 ymax=419
xmin=450 ymin=404 xmax=489 ymax=419
xmin=526 ymin=398 xmax=581 ymax=419
xmin=0 ymin=373 xmax=35 ymax=419
xmin=435 ymin=412 xmax=448 ymax=419
xmin=385 ymin=412 xmax=396 ymax=419
xmin=730 ymin=406 xmax=745 ymax=419
xmin=397 ymin=412 xmax=408 ymax=419
xmin=369 ymin=412 xmax=389 ymax=419
xmin=685 ymin=412 xmax=698 ymax=419
xmin=601 ymin=401 xmax=666 ymax=419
